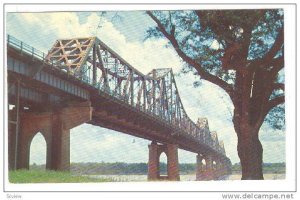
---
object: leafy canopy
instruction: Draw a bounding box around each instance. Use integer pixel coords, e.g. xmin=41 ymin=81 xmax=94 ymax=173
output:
xmin=146 ymin=10 xmax=284 ymax=130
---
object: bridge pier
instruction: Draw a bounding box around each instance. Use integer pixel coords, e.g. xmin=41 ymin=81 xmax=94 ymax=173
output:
xmin=214 ymin=159 xmax=221 ymax=179
xmin=196 ymin=154 xmax=216 ymax=181
xmin=196 ymin=154 xmax=204 ymax=180
xmin=8 ymin=101 xmax=92 ymax=171
xmin=213 ymin=158 xmax=232 ymax=179
xmin=196 ymin=155 xmax=232 ymax=181
xmin=218 ymin=159 xmax=228 ymax=178
xmin=205 ymin=156 xmax=214 ymax=180
xmin=148 ymin=141 xmax=180 ymax=181
xmin=197 ymin=155 xmax=214 ymax=180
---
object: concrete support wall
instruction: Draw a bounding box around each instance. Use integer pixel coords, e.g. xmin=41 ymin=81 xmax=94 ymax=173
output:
xmin=148 ymin=142 xmax=180 ymax=181
xmin=8 ymin=101 xmax=92 ymax=171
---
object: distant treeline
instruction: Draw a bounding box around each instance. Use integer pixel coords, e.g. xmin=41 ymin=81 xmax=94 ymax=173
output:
xmin=231 ymin=163 xmax=285 ymax=174
xmin=30 ymin=162 xmax=285 ymax=175
xmin=70 ymin=162 xmax=196 ymax=175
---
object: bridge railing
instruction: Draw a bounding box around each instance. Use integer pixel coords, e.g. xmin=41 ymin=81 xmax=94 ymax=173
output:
xmin=7 ymin=35 xmax=46 ymax=62
xmin=7 ymin=35 xmax=226 ymax=156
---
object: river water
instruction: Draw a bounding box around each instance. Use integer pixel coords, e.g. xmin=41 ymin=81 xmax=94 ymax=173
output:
xmin=88 ymin=174 xmax=285 ymax=182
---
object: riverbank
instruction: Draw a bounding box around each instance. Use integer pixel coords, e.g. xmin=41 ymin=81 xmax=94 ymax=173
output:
xmin=9 ymin=170 xmax=285 ymax=183
xmin=30 ymin=162 xmax=285 ymax=176
xmin=9 ymin=170 xmax=114 ymax=183
xmin=87 ymin=173 xmax=285 ymax=182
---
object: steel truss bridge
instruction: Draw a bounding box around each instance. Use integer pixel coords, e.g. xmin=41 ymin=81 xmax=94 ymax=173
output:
xmin=7 ymin=35 xmax=231 ymax=181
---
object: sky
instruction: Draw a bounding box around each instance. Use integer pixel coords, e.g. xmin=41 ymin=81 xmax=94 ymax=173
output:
xmin=6 ymin=11 xmax=285 ymax=165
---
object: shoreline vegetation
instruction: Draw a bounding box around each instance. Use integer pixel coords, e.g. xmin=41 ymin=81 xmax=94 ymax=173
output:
xmin=9 ymin=162 xmax=285 ymax=183
xmin=9 ymin=170 xmax=114 ymax=183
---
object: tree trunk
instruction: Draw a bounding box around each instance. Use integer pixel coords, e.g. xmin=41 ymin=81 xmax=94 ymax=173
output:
xmin=237 ymin=126 xmax=264 ymax=180
xmin=232 ymin=68 xmax=265 ymax=180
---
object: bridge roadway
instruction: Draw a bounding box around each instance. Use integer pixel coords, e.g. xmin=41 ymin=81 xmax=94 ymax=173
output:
xmin=7 ymin=35 xmax=231 ymax=181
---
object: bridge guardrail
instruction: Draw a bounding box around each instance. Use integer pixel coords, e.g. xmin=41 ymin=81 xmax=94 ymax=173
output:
xmin=7 ymin=35 xmax=46 ymax=62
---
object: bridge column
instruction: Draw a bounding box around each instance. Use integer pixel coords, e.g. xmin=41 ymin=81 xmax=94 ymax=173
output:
xmin=214 ymin=159 xmax=222 ymax=179
xmin=166 ymin=143 xmax=180 ymax=181
xmin=219 ymin=160 xmax=225 ymax=178
xmin=196 ymin=154 xmax=204 ymax=181
xmin=148 ymin=141 xmax=159 ymax=180
xmin=8 ymin=101 xmax=92 ymax=171
xmin=8 ymin=109 xmax=20 ymax=170
xmin=204 ymin=155 xmax=214 ymax=180
xmin=49 ymin=116 xmax=71 ymax=171
xmin=147 ymin=142 xmax=179 ymax=181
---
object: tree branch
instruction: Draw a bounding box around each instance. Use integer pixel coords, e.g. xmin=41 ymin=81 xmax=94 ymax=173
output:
xmin=265 ymin=95 xmax=285 ymax=115
xmin=254 ymin=94 xmax=284 ymax=131
xmin=270 ymin=55 xmax=284 ymax=73
xmin=249 ymin=55 xmax=283 ymax=75
xmin=262 ymin=27 xmax=284 ymax=62
xmin=273 ymin=83 xmax=285 ymax=91
xmin=146 ymin=11 xmax=234 ymax=99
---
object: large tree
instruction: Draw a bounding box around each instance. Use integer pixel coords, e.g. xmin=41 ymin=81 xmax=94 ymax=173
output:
xmin=146 ymin=10 xmax=284 ymax=180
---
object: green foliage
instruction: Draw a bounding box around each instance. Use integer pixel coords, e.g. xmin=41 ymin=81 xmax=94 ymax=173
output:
xmin=265 ymin=104 xmax=285 ymax=130
xmin=248 ymin=10 xmax=283 ymax=60
xmin=146 ymin=9 xmax=283 ymax=81
xmin=9 ymin=170 xmax=114 ymax=183
xmin=146 ymin=9 xmax=285 ymax=130
xmin=25 ymin=162 xmax=284 ymax=179
xmin=231 ymin=162 xmax=285 ymax=174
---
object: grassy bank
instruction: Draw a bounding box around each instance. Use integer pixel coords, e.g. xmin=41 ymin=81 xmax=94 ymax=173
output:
xmin=9 ymin=170 xmax=114 ymax=183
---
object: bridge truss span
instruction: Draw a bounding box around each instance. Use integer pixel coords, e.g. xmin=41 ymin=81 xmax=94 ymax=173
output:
xmin=44 ymin=36 xmax=226 ymax=156
xmin=7 ymin=35 xmax=231 ymax=178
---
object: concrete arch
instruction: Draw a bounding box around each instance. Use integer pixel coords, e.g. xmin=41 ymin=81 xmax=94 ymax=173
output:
xmin=8 ymin=101 xmax=92 ymax=171
xmin=148 ymin=142 xmax=179 ymax=181
xmin=12 ymin=112 xmax=69 ymax=170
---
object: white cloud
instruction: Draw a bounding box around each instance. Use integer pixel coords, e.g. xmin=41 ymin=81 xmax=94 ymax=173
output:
xmin=7 ymin=12 xmax=182 ymax=74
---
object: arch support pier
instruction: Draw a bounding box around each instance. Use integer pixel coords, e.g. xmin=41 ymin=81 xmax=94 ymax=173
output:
xmin=147 ymin=141 xmax=180 ymax=181
xmin=196 ymin=154 xmax=215 ymax=181
xmin=196 ymin=154 xmax=204 ymax=180
xmin=8 ymin=101 xmax=92 ymax=171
